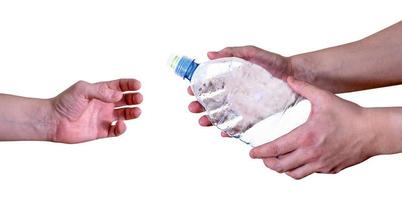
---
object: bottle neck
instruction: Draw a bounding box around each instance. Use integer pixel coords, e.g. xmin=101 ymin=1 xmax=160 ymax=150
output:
xmin=182 ymin=60 xmax=199 ymax=81
xmin=172 ymin=56 xmax=199 ymax=81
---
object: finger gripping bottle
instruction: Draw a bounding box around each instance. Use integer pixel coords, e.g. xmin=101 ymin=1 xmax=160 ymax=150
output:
xmin=170 ymin=55 xmax=300 ymax=145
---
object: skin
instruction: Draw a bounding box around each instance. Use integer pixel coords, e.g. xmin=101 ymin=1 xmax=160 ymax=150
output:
xmin=0 ymin=79 xmax=143 ymax=143
xmin=187 ymin=21 xmax=402 ymax=179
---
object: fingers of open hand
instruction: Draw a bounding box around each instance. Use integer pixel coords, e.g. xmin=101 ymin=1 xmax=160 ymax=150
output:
xmin=115 ymin=92 xmax=143 ymax=107
xmin=75 ymin=79 xmax=142 ymax=104
xmin=98 ymin=78 xmax=143 ymax=105
xmin=103 ymin=78 xmax=141 ymax=92
xmin=100 ymin=79 xmax=142 ymax=129
xmin=72 ymin=80 xmax=122 ymax=103
xmin=108 ymin=120 xmax=127 ymax=137
xmin=102 ymin=78 xmax=143 ymax=121
xmin=113 ymin=107 xmax=142 ymax=121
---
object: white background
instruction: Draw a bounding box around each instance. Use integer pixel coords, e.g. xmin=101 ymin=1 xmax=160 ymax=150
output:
xmin=0 ymin=0 xmax=401 ymax=199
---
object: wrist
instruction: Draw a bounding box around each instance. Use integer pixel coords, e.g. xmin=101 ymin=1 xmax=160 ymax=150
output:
xmin=288 ymin=54 xmax=317 ymax=84
xmin=362 ymin=107 xmax=402 ymax=156
xmin=0 ymin=94 xmax=58 ymax=141
xmin=34 ymin=98 xmax=58 ymax=142
xmin=358 ymin=108 xmax=382 ymax=157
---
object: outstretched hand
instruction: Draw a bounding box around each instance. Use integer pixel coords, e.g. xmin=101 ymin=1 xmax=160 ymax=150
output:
xmin=50 ymin=79 xmax=143 ymax=143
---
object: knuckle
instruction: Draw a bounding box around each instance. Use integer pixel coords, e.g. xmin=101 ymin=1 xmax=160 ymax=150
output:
xmin=304 ymin=150 xmax=319 ymax=162
xmin=74 ymin=80 xmax=88 ymax=89
xmin=308 ymin=147 xmax=324 ymax=162
xmin=97 ymin=83 xmax=109 ymax=96
xmin=300 ymin=132 xmax=317 ymax=147
xmin=71 ymin=80 xmax=89 ymax=94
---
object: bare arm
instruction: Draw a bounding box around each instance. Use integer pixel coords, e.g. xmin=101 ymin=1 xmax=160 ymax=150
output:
xmin=0 ymin=94 xmax=55 ymax=141
xmin=204 ymin=21 xmax=402 ymax=93
xmin=291 ymin=21 xmax=402 ymax=93
xmin=187 ymin=21 xmax=402 ymax=179
xmin=0 ymin=79 xmax=142 ymax=143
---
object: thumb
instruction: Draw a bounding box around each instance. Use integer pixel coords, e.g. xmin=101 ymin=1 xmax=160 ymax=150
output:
xmin=287 ymin=77 xmax=326 ymax=102
xmin=77 ymin=81 xmax=122 ymax=103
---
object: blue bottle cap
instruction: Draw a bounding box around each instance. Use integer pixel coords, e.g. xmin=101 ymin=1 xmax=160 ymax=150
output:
xmin=169 ymin=55 xmax=199 ymax=81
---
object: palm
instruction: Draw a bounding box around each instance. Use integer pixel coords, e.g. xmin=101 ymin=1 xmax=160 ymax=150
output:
xmin=57 ymin=99 xmax=115 ymax=143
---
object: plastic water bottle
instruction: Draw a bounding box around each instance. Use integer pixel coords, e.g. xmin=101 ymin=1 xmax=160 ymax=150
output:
xmin=169 ymin=55 xmax=300 ymax=146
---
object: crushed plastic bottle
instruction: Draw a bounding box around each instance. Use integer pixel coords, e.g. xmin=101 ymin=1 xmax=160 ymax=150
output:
xmin=169 ymin=55 xmax=300 ymax=146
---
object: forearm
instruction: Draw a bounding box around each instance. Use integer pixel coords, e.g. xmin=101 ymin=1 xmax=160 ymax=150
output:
xmin=0 ymin=94 xmax=56 ymax=141
xmin=364 ymin=107 xmax=402 ymax=155
xmin=290 ymin=21 xmax=402 ymax=93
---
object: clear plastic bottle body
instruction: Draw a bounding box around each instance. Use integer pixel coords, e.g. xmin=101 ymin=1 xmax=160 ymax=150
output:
xmin=171 ymin=56 xmax=299 ymax=145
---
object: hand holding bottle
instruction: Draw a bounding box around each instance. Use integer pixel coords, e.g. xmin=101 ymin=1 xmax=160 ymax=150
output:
xmin=250 ymin=77 xmax=391 ymax=179
xmin=207 ymin=46 xmax=293 ymax=80
xmin=187 ymin=46 xmax=296 ymax=138
xmin=172 ymin=51 xmax=298 ymax=145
